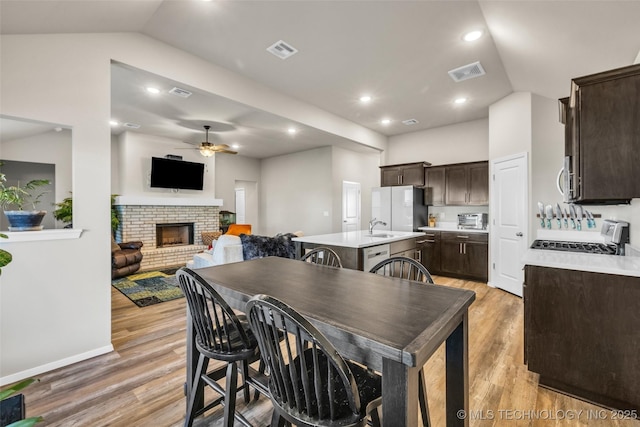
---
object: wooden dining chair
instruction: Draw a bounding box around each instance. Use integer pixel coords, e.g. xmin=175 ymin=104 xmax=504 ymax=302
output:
xmin=368 ymin=256 xmax=434 ymax=427
xmin=247 ymin=294 xmax=382 ymax=427
xmin=176 ymin=268 xmax=268 ymax=427
xmin=299 ymin=247 xmax=343 ymax=268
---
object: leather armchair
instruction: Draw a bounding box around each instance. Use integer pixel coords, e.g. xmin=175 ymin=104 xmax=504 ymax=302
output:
xmin=112 ymin=240 xmax=144 ymax=279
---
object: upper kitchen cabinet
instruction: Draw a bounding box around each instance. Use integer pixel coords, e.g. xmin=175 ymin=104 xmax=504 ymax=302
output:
xmin=562 ymin=63 xmax=640 ymax=204
xmin=444 ymin=161 xmax=489 ymax=206
xmin=424 ymin=166 xmax=446 ymax=206
xmin=380 ymin=161 xmax=430 ymax=187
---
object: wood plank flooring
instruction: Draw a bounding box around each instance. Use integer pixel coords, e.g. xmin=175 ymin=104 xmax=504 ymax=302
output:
xmin=20 ymin=275 xmax=640 ymax=426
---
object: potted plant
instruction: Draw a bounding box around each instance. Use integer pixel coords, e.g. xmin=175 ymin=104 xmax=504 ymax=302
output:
xmin=0 ymin=171 xmax=51 ymax=232
xmin=53 ymin=194 xmax=120 ymax=234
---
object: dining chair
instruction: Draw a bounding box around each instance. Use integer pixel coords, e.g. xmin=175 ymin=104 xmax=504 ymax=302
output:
xmin=368 ymin=256 xmax=433 ymax=427
xmin=247 ymin=294 xmax=382 ymax=427
xmin=299 ymin=247 xmax=343 ymax=268
xmin=176 ymin=268 xmax=268 ymax=427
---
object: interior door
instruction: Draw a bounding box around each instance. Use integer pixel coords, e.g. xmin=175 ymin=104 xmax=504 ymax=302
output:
xmin=490 ymin=152 xmax=528 ymax=297
xmin=342 ymin=181 xmax=361 ymax=232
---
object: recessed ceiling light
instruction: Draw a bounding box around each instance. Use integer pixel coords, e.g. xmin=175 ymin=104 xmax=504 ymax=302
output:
xmin=454 ymin=97 xmax=467 ymax=104
xmin=109 ymin=120 xmax=119 ymax=126
xmin=146 ymin=86 xmax=160 ymax=94
xmin=359 ymin=95 xmax=372 ymax=103
xmin=463 ymin=30 xmax=483 ymax=42
xmin=287 ymin=127 xmax=297 ymax=135
xmin=380 ymin=118 xmax=391 ymax=125
xmin=231 ymin=143 xmax=240 ymax=149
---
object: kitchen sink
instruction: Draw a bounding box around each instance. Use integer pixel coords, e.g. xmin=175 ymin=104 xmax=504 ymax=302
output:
xmin=369 ymin=233 xmax=397 ymax=238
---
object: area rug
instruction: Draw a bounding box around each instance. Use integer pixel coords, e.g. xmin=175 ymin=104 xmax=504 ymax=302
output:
xmin=112 ymin=267 xmax=183 ymax=307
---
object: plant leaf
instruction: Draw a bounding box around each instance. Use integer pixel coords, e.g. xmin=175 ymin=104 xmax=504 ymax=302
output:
xmin=6 ymin=416 xmax=44 ymax=427
xmin=0 ymin=378 xmax=38 ymax=400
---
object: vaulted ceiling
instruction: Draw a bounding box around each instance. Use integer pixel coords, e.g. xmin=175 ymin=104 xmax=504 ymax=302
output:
xmin=2 ymin=1 xmax=639 ymax=158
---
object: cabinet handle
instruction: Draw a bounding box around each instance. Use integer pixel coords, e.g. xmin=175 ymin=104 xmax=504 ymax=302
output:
xmin=456 ymin=235 xmax=469 ymax=239
xmin=416 ymin=250 xmax=422 ymax=262
xmin=463 ymin=243 xmax=467 ymax=254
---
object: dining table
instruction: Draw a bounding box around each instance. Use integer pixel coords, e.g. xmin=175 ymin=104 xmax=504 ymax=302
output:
xmin=185 ymin=256 xmax=476 ymax=427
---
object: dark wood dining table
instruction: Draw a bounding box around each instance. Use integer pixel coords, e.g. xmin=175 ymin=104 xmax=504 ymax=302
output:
xmin=186 ymin=256 xmax=476 ymax=427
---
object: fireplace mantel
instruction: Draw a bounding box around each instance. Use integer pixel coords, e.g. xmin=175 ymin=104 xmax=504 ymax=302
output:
xmin=114 ymin=196 xmax=223 ymax=207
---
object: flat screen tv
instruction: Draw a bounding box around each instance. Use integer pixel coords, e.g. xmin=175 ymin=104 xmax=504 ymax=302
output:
xmin=150 ymin=157 xmax=205 ymax=190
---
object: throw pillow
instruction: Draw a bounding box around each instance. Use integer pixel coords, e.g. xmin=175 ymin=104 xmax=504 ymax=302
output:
xmin=226 ymin=224 xmax=252 ymax=236
xmin=240 ymin=233 xmax=297 ymax=260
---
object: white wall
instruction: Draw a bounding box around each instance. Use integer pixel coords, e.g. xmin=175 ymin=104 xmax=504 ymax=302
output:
xmin=116 ymin=131 xmax=216 ymax=199
xmin=386 ymin=119 xmax=488 ymax=166
xmin=489 ymin=92 xmax=533 ymax=160
xmin=260 ymin=147 xmax=333 ymax=236
xmin=0 ymin=32 xmax=384 ymax=384
xmin=214 ymin=154 xmax=261 ymax=230
xmin=331 ymin=146 xmax=381 ymax=230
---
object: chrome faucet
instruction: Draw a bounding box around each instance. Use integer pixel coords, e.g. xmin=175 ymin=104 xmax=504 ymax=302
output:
xmin=369 ymin=218 xmax=387 ymax=234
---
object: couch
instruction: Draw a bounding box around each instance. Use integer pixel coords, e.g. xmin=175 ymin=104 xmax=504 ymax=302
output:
xmin=112 ymin=238 xmax=144 ymax=279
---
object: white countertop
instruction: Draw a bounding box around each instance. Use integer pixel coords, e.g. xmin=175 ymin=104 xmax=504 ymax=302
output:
xmin=292 ymin=230 xmax=426 ymax=249
xmin=522 ymin=248 xmax=640 ymax=277
xmin=418 ymin=226 xmax=489 ymax=234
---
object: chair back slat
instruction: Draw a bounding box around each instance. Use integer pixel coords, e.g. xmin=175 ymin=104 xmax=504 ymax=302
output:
xmin=248 ymin=295 xmax=361 ymax=425
xmin=369 ymin=256 xmax=434 ymax=284
xmin=300 ymin=247 xmax=343 ymax=268
xmin=177 ymin=268 xmax=254 ymax=357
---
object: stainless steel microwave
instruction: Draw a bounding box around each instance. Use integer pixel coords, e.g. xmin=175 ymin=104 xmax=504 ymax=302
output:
xmin=457 ymin=213 xmax=488 ymax=230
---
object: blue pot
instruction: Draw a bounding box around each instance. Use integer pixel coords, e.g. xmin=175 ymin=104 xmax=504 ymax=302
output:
xmin=4 ymin=210 xmax=47 ymax=231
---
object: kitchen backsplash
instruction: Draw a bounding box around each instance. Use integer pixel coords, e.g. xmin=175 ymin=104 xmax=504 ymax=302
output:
xmin=428 ymin=205 xmax=489 ymax=224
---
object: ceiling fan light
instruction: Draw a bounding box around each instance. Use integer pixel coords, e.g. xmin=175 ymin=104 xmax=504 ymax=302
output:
xmin=199 ymin=145 xmax=215 ymax=157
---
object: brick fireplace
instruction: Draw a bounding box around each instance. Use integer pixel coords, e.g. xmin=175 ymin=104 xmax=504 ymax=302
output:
xmin=114 ymin=196 xmax=222 ymax=270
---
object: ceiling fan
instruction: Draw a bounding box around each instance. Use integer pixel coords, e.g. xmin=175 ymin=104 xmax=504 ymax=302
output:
xmin=180 ymin=125 xmax=237 ymax=157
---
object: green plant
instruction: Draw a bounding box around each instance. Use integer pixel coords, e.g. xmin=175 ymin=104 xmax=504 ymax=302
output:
xmin=0 ymin=379 xmax=43 ymax=427
xmin=53 ymin=194 xmax=120 ymax=234
xmin=0 ymin=172 xmax=50 ymax=211
xmin=0 ymin=233 xmax=11 ymax=276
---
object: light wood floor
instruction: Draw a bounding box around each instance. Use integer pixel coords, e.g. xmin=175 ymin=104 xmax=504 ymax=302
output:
xmin=21 ymin=276 xmax=640 ymax=426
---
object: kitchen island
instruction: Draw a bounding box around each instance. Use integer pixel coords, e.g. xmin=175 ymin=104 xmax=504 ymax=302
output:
xmin=523 ymin=247 xmax=640 ymax=411
xmin=293 ymin=230 xmax=425 ymax=271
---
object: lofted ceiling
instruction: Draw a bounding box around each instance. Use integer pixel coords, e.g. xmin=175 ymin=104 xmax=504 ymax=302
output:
xmin=1 ymin=1 xmax=639 ymax=158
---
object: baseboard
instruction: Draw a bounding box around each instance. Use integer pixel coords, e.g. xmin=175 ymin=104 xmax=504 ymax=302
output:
xmin=0 ymin=344 xmax=114 ymax=386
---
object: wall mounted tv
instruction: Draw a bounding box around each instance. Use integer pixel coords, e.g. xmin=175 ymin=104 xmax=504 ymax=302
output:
xmin=150 ymin=157 xmax=205 ymax=190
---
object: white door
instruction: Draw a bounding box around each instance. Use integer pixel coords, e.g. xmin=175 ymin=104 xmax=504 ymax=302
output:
xmin=490 ymin=153 xmax=528 ymax=297
xmin=342 ymin=181 xmax=361 ymax=232
xmin=235 ymin=188 xmax=246 ymax=224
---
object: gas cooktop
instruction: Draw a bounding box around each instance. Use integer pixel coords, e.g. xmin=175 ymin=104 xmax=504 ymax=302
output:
xmin=530 ymin=239 xmax=618 ymax=255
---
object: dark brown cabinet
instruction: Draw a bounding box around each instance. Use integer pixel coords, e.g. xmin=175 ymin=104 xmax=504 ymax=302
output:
xmin=380 ymin=162 xmax=430 ymax=187
xmin=561 ymin=63 xmax=640 ymax=204
xmin=424 ymin=166 xmax=446 ymax=206
xmin=416 ymin=231 xmax=441 ymax=274
xmin=444 ymin=161 xmax=489 ymax=206
xmin=524 ymin=265 xmax=640 ymax=411
xmin=439 ymin=232 xmax=488 ymax=282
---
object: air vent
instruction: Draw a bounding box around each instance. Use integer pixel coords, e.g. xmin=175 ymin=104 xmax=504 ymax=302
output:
xmin=123 ymin=122 xmax=140 ymax=129
xmin=169 ymin=87 xmax=192 ymax=98
xmin=402 ymin=119 xmax=419 ymax=126
xmin=267 ymin=40 xmax=298 ymax=59
xmin=448 ymin=61 xmax=486 ymax=82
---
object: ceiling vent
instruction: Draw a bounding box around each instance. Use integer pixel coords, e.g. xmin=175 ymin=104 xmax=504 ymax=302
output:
xmin=402 ymin=119 xmax=419 ymax=126
xmin=123 ymin=122 xmax=140 ymax=129
xmin=169 ymin=87 xmax=192 ymax=98
xmin=448 ymin=61 xmax=486 ymax=82
xmin=267 ymin=40 xmax=298 ymax=60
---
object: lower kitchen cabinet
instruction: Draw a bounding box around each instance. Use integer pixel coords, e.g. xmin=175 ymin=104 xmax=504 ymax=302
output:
xmin=416 ymin=231 xmax=441 ymax=275
xmin=439 ymin=232 xmax=488 ymax=282
xmin=524 ymin=265 xmax=640 ymax=411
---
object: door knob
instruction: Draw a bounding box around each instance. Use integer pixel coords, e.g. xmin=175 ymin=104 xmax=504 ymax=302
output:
xmin=516 ymin=232 xmax=523 ymax=237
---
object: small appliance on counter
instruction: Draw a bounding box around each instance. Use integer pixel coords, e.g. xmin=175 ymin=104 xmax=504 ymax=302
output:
xmin=457 ymin=213 xmax=488 ymax=230
xmin=530 ymin=219 xmax=630 ymax=255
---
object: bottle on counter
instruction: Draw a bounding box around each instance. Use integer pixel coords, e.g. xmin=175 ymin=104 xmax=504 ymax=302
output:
xmin=428 ymin=214 xmax=436 ymax=228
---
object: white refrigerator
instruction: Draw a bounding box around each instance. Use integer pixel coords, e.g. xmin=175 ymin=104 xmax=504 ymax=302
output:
xmin=371 ymin=186 xmax=428 ymax=232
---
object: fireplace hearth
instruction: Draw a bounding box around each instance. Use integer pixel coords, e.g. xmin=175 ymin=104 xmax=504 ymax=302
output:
xmin=156 ymin=223 xmax=194 ymax=248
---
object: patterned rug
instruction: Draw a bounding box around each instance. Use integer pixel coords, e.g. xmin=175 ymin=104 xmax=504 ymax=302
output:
xmin=112 ymin=267 xmax=183 ymax=307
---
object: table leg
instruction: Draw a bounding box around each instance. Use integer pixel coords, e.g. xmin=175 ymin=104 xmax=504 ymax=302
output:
xmin=446 ymin=313 xmax=469 ymax=427
xmin=382 ymin=358 xmax=419 ymax=427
